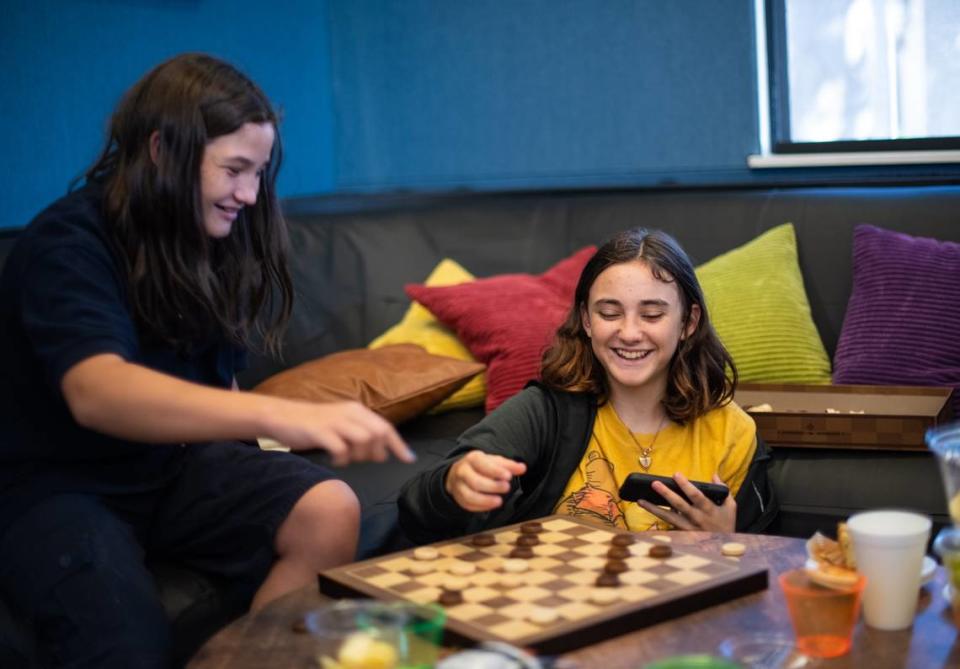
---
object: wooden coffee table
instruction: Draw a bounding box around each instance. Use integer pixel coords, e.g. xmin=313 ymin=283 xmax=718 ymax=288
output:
xmin=187 ymin=532 xmax=960 ymax=668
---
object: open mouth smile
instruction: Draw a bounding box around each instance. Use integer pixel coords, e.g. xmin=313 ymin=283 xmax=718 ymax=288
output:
xmin=215 ymin=204 xmax=241 ymax=219
xmin=613 ymin=348 xmax=651 ymax=360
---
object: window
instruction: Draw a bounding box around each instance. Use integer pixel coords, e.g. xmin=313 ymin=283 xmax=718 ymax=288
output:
xmin=754 ymin=0 xmax=960 ymax=165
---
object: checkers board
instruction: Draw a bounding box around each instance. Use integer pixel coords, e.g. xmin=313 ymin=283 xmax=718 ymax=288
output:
xmin=319 ymin=515 xmax=768 ymax=654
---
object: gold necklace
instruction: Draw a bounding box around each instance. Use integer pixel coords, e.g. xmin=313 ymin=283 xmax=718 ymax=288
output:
xmin=630 ymin=414 xmax=667 ymax=471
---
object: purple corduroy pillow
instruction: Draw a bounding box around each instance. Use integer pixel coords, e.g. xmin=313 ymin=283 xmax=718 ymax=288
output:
xmin=833 ymin=224 xmax=960 ymax=413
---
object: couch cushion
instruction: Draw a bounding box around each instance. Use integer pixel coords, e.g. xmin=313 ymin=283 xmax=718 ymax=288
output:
xmin=769 ymin=447 xmax=949 ymax=539
xmin=833 ymin=224 xmax=960 ymax=413
xmin=406 ymin=246 xmax=595 ymax=412
xmin=369 ymin=259 xmax=486 ymax=413
xmin=253 ymin=344 xmax=485 ymax=424
xmin=696 ymin=223 xmax=832 ymax=384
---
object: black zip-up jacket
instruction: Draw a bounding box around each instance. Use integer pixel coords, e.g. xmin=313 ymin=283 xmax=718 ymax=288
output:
xmin=399 ymin=383 xmax=778 ymax=544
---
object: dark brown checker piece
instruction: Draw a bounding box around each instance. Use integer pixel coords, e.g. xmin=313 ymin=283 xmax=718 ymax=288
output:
xmin=520 ymin=521 xmax=544 ymax=534
xmin=319 ymin=514 xmax=768 ymax=655
xmin=509 ymin=546 xmax=534 ymax=559
xmin=603 ymin=559 xmax=628 ymax=574
xmin=649 ymin=544 xmax=673 ymax=558
xmin=438 ymin=589 xmax=463 ymax=606
xmin=596 ymin=572 xmax=621 ymax=587
xmin=611 ymin=533 xmax=635 ymax=546
xmin=607 ymin=546 xmax=631 ymax=559
xmin=516 ymin=534 xmax=540 ymax=547
xmin=471 ymin=532 xmax=496 ymax=547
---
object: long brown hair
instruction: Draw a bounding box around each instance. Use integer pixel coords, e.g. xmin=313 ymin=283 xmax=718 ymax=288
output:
xmin=541 ymin=228 xmax=736 ymax=423
xmin=84 ymin=53 xmax=292 ymax=355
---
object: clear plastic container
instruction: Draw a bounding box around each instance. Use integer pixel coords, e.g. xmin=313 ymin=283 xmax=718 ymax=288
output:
xmin=926 ymin=422 xmax=960 ymax=524
xmin=304 ymin=599 xmax=445 ymax=669
xmin=717 ymin=632 xmax=815 ymax=668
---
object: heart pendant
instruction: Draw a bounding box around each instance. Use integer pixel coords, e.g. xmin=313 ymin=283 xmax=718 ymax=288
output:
xmin=639 ymin=455 xmax=651 ymax=470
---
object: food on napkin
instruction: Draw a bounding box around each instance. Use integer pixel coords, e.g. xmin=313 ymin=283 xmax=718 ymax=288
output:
xmin=805 ymin=523 xmax=859 ymax=588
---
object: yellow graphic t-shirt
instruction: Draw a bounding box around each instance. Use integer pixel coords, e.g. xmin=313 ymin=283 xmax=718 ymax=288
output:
xmin=554 ymin=401 xmax=756 ymax=531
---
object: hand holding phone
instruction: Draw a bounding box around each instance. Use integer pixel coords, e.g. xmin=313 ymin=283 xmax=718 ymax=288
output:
xmin=619 ymin=472 xmax=728 ymax=507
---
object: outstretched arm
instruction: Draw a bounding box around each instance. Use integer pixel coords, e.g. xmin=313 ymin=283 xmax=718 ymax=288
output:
xmin=61 ymin=353 xmax=415 ymax=465
xmin=398 ymin=385 xmax=554 ymax=543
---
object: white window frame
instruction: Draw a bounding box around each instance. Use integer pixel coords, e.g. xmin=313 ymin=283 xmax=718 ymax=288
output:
xmin=748 ymin=0 xmax=960 ymax=168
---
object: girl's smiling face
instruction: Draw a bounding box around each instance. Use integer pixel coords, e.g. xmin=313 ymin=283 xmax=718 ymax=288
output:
xmin=581 ymin=259 xmax=700 ymax=402
xmin=199 ymin=122 xmax=275 ymax=238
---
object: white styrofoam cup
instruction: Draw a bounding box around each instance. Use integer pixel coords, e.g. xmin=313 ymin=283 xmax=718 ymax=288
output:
xmin=847 ymin=509 xmax=931 ymax=631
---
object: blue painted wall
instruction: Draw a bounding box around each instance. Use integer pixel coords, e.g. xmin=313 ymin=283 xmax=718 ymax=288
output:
xmin=6 ymin=2 xmax=953 ymax=230
xmin=327 ymin=0 xmax=761 ymax=192
xmin=1 ymin=0 xmax=335 ymax=230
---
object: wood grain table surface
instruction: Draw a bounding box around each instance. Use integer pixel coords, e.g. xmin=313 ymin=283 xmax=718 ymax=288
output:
xmin=187 ymin=532 xmax=960 ymax=669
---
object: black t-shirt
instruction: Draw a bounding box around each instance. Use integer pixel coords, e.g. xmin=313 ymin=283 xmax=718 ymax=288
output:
xmin=0 ymin=184 xmax=245 ymax=528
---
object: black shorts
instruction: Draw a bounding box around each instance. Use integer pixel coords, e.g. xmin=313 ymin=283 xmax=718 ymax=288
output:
xmin=0 ymin=442 xmax=336 ymax=666
xmin=139 ymin=440 xmax=338 ymax=582
xmin=2 ymin=441 xmax=337 ymax=596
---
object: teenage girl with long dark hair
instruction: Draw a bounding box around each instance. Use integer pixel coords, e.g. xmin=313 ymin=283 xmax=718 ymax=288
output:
xmin=0 ymin=53 xmax=413 ymax=667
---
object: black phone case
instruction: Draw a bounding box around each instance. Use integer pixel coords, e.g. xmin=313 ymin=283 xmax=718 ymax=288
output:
xmin=618 ymin=473 xmax=728 ymax=506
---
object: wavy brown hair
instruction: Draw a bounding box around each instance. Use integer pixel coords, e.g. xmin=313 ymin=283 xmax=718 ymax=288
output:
xmin=541 ymin=228 xmax=736 ymax=423
xmin=83 ymin=53 xmax=292 ymax=355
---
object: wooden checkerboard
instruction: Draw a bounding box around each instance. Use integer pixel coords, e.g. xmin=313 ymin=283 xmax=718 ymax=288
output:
xmin=319 ymin=515 xmax=767 ymax=654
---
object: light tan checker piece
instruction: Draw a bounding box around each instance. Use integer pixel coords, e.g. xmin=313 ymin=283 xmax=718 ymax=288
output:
xmin=319 ymin=515 xmax=767 ymax=654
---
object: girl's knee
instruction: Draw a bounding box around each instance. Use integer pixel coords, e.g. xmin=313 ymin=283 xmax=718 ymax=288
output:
xmin=282 ymin=480 xmax=360 ymax=539
xmin=275 ymin=481 xmax=360 ymax=565
xmin=306 ymin=479 xmax=360 ymax=520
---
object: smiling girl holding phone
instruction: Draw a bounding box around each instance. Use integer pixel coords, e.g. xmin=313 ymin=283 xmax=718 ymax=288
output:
xmin=399 ymin=228 xmax=777 ymax=542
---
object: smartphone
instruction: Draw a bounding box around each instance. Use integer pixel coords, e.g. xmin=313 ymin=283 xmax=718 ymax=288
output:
xmin=619 ymin=473 xmax=729 ymax=506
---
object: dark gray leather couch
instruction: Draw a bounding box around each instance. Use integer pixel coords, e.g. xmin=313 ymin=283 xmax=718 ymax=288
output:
xmin=2 ymin=182 xmax=958 ymax=665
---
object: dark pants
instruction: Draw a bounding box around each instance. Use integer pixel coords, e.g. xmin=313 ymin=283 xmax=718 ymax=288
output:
xmin=0 ymin=442 xmax=335 ymax=668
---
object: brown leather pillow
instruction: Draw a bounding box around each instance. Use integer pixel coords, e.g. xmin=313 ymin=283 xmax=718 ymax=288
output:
xmin=252 ymin=344 xmax=485 ymax=424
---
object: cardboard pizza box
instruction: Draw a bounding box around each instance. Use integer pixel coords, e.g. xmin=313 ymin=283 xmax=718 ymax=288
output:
xmin=734 ymin=383 xmax=954 ymax=451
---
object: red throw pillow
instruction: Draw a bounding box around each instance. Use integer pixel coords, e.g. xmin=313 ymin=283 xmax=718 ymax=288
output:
xmin=405 ymin=246 xmax=596 ymax=412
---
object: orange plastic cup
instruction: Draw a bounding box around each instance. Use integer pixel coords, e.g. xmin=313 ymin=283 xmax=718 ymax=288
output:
xmin=779 ymin=568 xmax=865 ymax=658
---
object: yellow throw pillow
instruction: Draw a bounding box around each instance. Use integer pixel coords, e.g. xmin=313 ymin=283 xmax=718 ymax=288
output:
xmin=369 ymin=259 xmax=486 ymax=412
xmin=695 ymin=223 xmax=832 ymax=384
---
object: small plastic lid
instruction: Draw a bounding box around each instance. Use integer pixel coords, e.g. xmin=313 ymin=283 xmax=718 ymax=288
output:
xmin=934 ymin=526 xmax=960 ymax=555
xmin=927 ymin=422 xmax=960 ymax=458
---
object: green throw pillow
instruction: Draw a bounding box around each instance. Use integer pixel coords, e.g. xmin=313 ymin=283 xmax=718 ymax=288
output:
xmin=695 ymin=223 xmax=832 ymax=384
